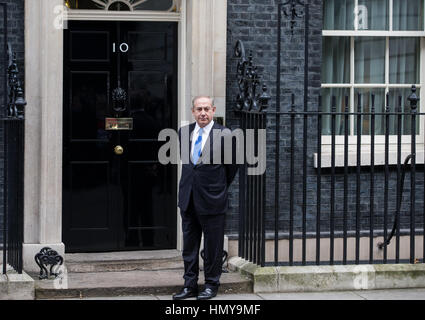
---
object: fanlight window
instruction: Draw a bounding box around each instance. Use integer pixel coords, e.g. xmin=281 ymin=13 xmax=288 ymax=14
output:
xmin=64 ymin=0 xmax=178 ymax=11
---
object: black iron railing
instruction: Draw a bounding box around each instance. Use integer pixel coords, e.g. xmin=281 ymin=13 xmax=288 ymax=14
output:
xmin=233 ymin=0 xmax=425 ymax=268
xmin=269 ymin=90 xmax=423 ymax=267
xmin=1 ymin=1 xmax=7 ymax=275
xmin=3 ymin=116 xmax=25 ymax=274
xmin=234 ymin=40 xmax=269 ymax=267
xmin=237 ymin=92 xmax=425 ymax=267
xmin=237 ymin=109 xmax=267 ymax=266
xmin=234 ymin=39 xmax=424 ymax=267
xmin=1 ymin=2 xmax=26 ymax=274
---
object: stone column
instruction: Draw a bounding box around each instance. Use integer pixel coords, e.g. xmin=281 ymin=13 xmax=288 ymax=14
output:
xmin=176 ymin=0 xmax=227 ymax=250
xmin=23 ymin=0 xmax=64 ymax=272
xmin=212 ymin=0 xmax=227 ymax=120
xmin=186 ymin=0 xmax=227 ymax=120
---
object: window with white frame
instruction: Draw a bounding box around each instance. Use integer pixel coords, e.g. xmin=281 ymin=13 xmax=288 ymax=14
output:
xmin=321 ymin=0 xmax=425 ymax=149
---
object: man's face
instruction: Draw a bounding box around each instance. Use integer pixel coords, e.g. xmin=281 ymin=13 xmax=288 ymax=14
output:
xmin=192 ymin=97 xmax=216 ymax=128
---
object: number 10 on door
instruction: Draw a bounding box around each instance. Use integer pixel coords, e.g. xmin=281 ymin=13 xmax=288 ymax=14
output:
xmin=113 ymin=43 xmax=129 ymax=53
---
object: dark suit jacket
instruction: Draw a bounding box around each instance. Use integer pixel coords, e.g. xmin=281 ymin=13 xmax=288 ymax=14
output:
xmin=178 ymin=122 xmax=238 ymax=215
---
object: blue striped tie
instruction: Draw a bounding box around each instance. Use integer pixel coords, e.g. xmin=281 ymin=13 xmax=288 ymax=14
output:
xmin=192 ymin=128 xmax=203 ymax=164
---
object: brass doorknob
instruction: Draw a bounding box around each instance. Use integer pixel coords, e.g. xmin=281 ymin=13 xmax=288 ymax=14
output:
xmin=114 ymin=145 xmax=124 ymax=155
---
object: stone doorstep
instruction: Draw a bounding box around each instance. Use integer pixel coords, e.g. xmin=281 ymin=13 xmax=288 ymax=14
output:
xmin=65 ymin=249 xmax=182 ymax=263
xmin=66 ymin=258 xmax=185 ymax=273
xmin=33 ymin=248 xmax=251 ymax=299
xmin=0 ymin=269 xmax=35 ymax=300
xmin=64 ymin=249 xmax=208 ymax=273
xmin=228 ymin=256 xmax=425 ymax=293
xmin=34 ymin=269 xmax=253 ymax=300
xmin=63 ymin=250 xmax=184 ymax=273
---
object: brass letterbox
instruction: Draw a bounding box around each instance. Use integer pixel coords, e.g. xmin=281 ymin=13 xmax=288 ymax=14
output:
xmin=105 ymin=118 xmax=133 ymax=130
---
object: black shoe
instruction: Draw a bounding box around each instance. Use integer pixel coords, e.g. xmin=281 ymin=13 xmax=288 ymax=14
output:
xmin=197 ymin=287 xmax=218 ymax=300
xmin=172 ymin=287 xmax=198 ymax=300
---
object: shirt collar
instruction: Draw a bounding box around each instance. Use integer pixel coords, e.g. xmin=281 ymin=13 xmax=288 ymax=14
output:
xmin=194 ymin=120 xmax=214 ymax=136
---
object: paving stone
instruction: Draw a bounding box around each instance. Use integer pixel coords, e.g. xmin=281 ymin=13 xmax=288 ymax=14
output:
xmin=210 ymin=293 xmax=264 ymax=300
xmin=60 ymin=295 xmax=159 ymax=300
xmin=156 ymin=293 xmax=263 ymax=300
xmin=354 ymin=288 xmax=425 ymax=300
xmin=258 ymin=291 xmax=364 ymax=300
xmin=39 ymin=289 xmax=425 ymax=300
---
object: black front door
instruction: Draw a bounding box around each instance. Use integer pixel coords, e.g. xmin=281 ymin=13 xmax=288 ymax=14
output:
xmin=63 ymin=21 xmax=177 ymax=252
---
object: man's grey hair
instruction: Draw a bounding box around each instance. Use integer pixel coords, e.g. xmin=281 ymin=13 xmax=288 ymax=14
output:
xmin=192 ymin=95 xmax=215 ymax=108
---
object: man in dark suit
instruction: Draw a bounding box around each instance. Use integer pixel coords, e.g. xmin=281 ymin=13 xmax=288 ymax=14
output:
xmin=173 ymin=96 xmax=238 ymax=300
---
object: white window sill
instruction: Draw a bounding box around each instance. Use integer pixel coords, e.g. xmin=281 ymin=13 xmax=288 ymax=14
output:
xmin=314 ymin=145 xmax=425 ymax=168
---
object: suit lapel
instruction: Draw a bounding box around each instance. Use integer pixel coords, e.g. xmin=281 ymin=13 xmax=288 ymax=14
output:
xmin=189 ymin=122 xmax=196 ymax=155
xmin=185 ymin=123 xmax=196 ymax=167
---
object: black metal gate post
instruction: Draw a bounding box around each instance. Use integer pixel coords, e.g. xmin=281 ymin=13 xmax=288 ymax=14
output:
xmin=1 ymin=33 xmax=26 ymax=274
xmin=408 ymin=85 xmax=419 ymax=264
xmin=234 ymin=40 xmax=269 ymax=267
xmin=278 ymin=0 xmax=310 ymax=267
xmin=1 ymin=1 xmax=8 ymax=275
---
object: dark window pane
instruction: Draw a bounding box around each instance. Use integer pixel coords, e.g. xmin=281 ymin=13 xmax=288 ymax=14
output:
xmin=321 ymin=88 xmax=351 ymax=135
xmin=322 ymin=37 xmax=350 ymax=83
xmin=108 ymin=2 xmax=131 ymax=11
xmin=65 ymin=0 xmax=101 ymax=9
xmin=393 ymin=0 xmax=424 ymax=31
xmin=323 ymin=0 xmax=354 ymax=30
xmin=134 ymin=0 xmax=174 ymax=11
xmin=355 ymin=37 xmax=385 ymax=83
xmin=389 ymin=38 xmax=420 ymax=84
xmin=358 ymin=0 xmax=389 ymax=30
xmin=354 ymin=88 xmax=386 ymax=135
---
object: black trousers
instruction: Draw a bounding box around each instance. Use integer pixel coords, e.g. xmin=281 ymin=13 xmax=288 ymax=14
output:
xmin=180 ymin=194 xmax=225 ymax=290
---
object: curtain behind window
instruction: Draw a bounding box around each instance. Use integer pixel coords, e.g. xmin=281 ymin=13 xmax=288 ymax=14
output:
xmin=393 ymin=0 xmax=424 ymax=30
xmin=389 ymin=38 xmax=420 ymax=84
xmin=324 ymin=0 xmax=389 ymax=30
xmin=358 ymin=0 xmax=389 ymax=30
xmin=323 ymin=0 xmax=354 ymax=30
xmin=322 ymin=0 xmax=422 ymax=136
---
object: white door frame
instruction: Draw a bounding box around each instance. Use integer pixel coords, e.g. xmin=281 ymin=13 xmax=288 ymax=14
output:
xmin=23 ymin=0 xmax=227 ymax=271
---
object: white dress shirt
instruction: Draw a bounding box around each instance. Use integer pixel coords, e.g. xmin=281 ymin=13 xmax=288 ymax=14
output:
xmin=191 ymin=120 xmax=214 ymax=161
